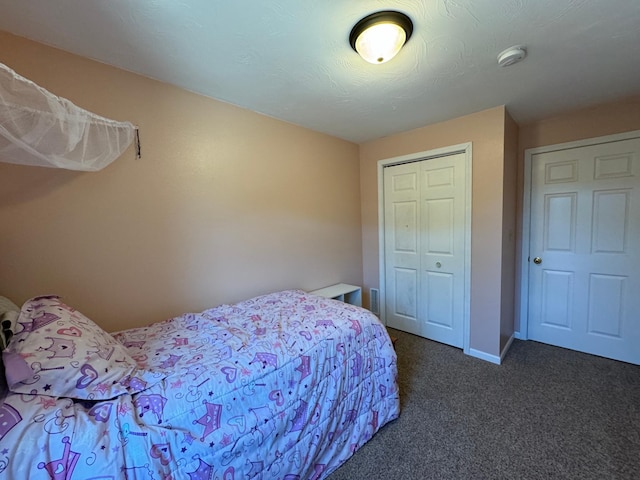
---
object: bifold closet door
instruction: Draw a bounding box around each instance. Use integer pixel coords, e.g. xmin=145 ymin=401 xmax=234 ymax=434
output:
xmin=383 ymin=153 xmax=466 ymax=348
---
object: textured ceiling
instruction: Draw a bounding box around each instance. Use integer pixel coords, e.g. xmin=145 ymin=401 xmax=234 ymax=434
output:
xmin=0 ymin=0 xmax=639 ymax=143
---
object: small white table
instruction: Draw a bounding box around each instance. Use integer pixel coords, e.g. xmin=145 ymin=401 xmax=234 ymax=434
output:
xmin=309 ymin=283 xmax=362 ymax=307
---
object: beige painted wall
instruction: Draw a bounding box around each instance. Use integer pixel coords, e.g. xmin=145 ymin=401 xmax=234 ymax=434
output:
xmin=359 ymin=106 xmax=510 ymax=357
xmin=0 ymin=32 xmax=362 ymax=332
xmin=514 ymin=95 xmax=640 ymax=334
xmin=500 ymin=111 xmax=519 ymax=350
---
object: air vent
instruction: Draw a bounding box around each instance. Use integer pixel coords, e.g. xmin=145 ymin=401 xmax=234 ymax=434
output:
xmin=369 ymin=288 xmax=380 ymax=315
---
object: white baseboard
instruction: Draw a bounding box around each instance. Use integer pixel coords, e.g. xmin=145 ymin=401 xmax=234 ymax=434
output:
xmin=500 ymin=334 xmax=515 ymax=363
xmin=514 ymin=331 xmax=524 ymax=340
xmin=468 ymin=348 xmax=501 ymax=365
xmin=468 ymin=333 xmax=515 ymax=365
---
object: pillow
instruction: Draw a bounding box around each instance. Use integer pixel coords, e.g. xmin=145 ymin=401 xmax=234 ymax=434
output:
xmin=0 ymin=310 xmax=18 ymax=350
xmin=0 ymin=296 xmax=20 ymax=348
xmin=0 ymin=295 xmax=20 ymax=316
xmin=4 ymin=295 xmax=164 ymax=400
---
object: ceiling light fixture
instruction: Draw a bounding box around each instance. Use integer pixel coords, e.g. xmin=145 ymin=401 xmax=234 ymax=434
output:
xmin=349 ymin=11 xmax=413 ymax=64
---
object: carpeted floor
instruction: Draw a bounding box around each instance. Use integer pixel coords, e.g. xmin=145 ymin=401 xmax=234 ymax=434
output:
xmin=328 ymin=328 xmax=640 ymax=480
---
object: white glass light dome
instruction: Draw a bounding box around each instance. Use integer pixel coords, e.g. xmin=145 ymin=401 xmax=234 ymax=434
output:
xmin=355 ymin=22 xmax=407 ymax=64
xmin=350 ymin=11 xmax=413 ymax=65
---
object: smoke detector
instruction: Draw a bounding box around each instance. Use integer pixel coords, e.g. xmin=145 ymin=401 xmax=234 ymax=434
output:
xmin=497 ymin=46 xmax=527 ymax=67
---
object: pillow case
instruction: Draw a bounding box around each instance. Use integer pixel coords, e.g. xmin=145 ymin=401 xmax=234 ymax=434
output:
xmin=0 ymin=296 xmax=21 ymax=349
xmin=4 ymin=295 xmax=164 ymax=400
xmin=0 ymin=295 xmax=20 ymax=316
xmin=0 ymin=310 xmax=18 ymax=350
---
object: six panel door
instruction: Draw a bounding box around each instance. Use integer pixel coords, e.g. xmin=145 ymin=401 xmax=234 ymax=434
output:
xmin=528 ymin=138 xmax=640 ymax=365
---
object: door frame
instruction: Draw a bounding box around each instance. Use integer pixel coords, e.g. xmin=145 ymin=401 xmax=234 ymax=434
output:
xmin=518 ymin=129 xmax=640 ymax=340
xmin=377 ymin=142 xmax=472 ymax=354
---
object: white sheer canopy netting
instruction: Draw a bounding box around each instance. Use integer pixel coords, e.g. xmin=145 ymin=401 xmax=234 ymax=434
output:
xmin=0 ymin=62 xmax=136 ymax=171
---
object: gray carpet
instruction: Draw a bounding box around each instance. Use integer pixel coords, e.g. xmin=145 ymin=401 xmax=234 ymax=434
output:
xmin=329 ymin=328 xmax=640 ymax=480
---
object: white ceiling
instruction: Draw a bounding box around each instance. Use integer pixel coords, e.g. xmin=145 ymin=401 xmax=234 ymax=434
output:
xmin=1 ymin=0 xmax=639 ymax=143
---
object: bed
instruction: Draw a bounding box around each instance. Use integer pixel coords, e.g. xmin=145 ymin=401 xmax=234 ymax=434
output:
xmin=0 ymin=289 xmax=399 ymax=479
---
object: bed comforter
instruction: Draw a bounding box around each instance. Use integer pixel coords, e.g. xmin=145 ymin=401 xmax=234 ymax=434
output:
xmin=0 ymin=290 xmax=399 ymax=479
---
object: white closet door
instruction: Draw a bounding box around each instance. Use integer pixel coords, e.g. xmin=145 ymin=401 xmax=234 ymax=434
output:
xmin=384 ymin=153 xmax=467 ymax=347
xmin=383 ymin=161 xmax=421 ymax=336
xmin=528 ymin=137 xmax=640 ymax=364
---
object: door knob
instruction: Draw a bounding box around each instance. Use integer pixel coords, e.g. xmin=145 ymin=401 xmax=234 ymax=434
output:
xmin=533 ymin=257 xmax=542 ymax=265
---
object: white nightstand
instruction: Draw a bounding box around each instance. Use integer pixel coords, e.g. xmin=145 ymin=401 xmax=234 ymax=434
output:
xmin=310 ymin=283 xmax=362 ymax=307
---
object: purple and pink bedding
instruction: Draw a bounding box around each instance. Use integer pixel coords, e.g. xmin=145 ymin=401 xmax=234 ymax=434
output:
xmin=0 ymin=289 xmax=399 ymax=479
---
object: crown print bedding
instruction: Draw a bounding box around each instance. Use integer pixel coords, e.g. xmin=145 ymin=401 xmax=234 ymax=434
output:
xmin=0 ymin=289 xmax=400 ymax=479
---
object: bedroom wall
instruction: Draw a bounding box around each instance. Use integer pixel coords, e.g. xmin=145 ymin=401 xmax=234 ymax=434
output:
xmin=514 ymin=95 xmax=640 ymax=334
xmin=500 ymin=111 xmax=519 ymax=351
xmin=359 ymin=106 xmax=511 ymax=359
xmin=0 ymin=32 xmax=362 ymax=331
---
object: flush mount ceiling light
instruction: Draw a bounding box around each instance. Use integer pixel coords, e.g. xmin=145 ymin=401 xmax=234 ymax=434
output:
xmin=349 ymin=11 xmax=413 ymax=64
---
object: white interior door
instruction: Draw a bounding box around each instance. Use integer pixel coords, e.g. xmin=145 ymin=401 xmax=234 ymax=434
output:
xmin=383 ymin=153 xmax=467 ymax=348
xmin=528 ymin=137 xmax=640 ymax=365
